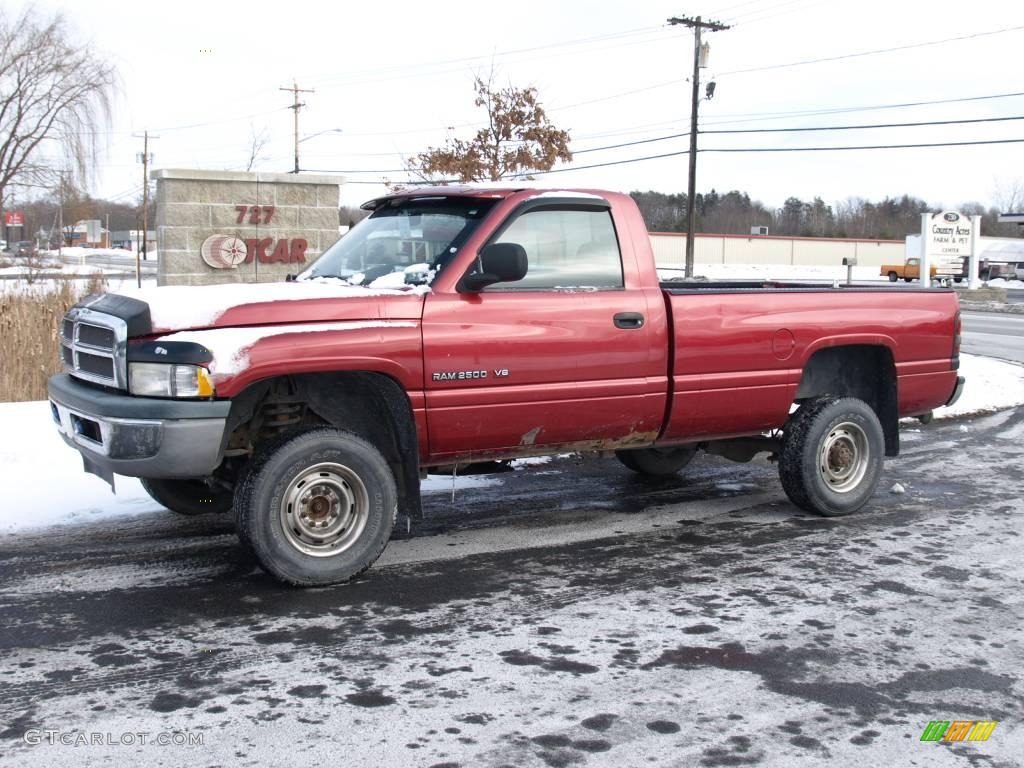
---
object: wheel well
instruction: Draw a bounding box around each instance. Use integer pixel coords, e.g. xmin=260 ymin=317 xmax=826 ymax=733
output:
xmin=795 ymin=345 xmax=899 ymax=456
xmin=224 ymin=372 xmax=422 ymax=520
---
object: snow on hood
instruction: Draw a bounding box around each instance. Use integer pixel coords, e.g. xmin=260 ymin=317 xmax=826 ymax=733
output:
xmin=116 ymin=281 xmax=415 ymax=333
xmin=160 ymin=321 xmax=418 ymax=378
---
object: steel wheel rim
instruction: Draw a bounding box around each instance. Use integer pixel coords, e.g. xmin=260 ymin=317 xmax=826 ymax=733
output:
xmin=818 ymin=421 xmax=869 ymax=493
xmin=280 ymin=462 xmax=369 ymax=557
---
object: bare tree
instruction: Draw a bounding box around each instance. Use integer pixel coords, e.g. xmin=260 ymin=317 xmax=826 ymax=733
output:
xmin=993 ymin=179 xmax=1024 ymax=215
xmin=0 ymin=6 xmax=117 ymax=206
xmin=244 ymin=124 xmax=270 ymax=172
xmin=407 ymin=73 xmax=572 ymax=182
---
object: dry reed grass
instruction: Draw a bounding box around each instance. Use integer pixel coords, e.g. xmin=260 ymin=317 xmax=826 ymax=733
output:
xmin=0 ymin=275 xmax=107 ymax=402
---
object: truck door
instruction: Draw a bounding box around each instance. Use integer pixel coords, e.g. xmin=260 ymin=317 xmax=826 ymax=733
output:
xmin=421 ymin=201 xmax=665 ymax=461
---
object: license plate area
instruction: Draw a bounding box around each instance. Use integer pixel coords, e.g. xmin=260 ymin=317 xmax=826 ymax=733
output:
xmin=81 ymin=453 xmax=115 ymax=489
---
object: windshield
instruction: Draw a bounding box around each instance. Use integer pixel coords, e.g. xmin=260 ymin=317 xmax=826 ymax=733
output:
xmin=298 ymin=196 xmax=498 ymax=286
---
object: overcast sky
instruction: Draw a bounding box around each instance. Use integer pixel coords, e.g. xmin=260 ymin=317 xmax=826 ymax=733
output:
xmin=30 ymin=0 xmax=1024 ymax=212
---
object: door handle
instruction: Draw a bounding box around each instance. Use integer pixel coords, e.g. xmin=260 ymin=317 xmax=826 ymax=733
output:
xmin=613 ymin=312 xmax=645 ymax=330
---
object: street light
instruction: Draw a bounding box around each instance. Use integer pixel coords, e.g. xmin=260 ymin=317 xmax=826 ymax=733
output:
xmin=292 ymin=128 xmax=343 ymax=174
xmin=298 ymin=128 xmax=343 ymax=144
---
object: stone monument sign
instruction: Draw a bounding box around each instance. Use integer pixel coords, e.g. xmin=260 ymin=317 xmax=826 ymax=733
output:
xmin=151 ymin=169 xmax=344 ymax=286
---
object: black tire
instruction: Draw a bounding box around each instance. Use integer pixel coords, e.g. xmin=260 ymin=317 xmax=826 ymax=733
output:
xmin=903 ymin=277 xmax=912 ymax=282
xmin=141 ymin=478 xmax=232 ymax=515
xmin=953 ymin=277 xmax=963 ymax=283
xmin=235 ymin=428 xmax=397 ymax=586
xmin=887 ymin=271 xmax=898 ymax=282
xmin=615 ymin=446 xmax=697 ymax=476
xmin=778 ymin=396 xmax=884 ymax=517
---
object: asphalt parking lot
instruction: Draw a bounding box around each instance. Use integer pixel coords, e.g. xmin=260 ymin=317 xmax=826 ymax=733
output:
xmin=0 ymin=408 xmax=1021 ymax=767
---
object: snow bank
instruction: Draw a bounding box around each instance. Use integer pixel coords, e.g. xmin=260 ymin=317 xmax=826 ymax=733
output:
xmin=934 ymin=353 xmax=1024 ymax=419
xmin=0 ymin=401 xmax=154 ymax=535
xmin=0 ymin=400 xmax=497 ymax=535
xmin=987 ymin=277 xmax=1023 ymax=289
xmin=36 ymin=247 xmax=159 ymax=261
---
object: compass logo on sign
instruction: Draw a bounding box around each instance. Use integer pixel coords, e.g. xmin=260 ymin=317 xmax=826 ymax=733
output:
xmin=200 ymin=235 xmax=248 ymax=269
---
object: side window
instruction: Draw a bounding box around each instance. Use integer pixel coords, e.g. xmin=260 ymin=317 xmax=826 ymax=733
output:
xmin=489 ymin=208 xmax=623 ymax=290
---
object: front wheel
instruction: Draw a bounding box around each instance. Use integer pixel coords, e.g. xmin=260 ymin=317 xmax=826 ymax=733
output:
xmin=235 ymin=428 xmax=397 ymax=586
xmin=141 ymin=478 xmax=233 ymax=515
xmin=903 ymin=277 xmax=913 ymax=282
xmin=778 ymin=396 xmax=884 ymax=517
xmin=615 ymin=446 xmax=697 ymax=476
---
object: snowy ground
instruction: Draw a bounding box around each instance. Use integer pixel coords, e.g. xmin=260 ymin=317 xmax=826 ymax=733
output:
xmin=987 ymin=277 xmax=1024 ymax=289
xmin=2 ymin=353 xmax=1020 ymax=537
xmin=0 ymin=411 xmax=1022 ymax=768
xmin=0 ymin=403 xmax=507 ymax=536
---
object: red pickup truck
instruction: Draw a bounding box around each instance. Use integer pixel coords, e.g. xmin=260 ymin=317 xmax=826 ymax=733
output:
xmin=49 ymin=187 xmax=963 ymax=586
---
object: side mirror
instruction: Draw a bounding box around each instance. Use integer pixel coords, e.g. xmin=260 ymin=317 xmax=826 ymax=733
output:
xmin=459 ymin=243 xmax=528 ymax=292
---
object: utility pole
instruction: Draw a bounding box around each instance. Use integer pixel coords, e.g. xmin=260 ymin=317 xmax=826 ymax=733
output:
xmin=133 ymin=130 xmax=158 ymax=287
xmin=280 ymin=80 xmax=314 ymax=174
xmin=668 ymin=14 xmax=730 ymax=277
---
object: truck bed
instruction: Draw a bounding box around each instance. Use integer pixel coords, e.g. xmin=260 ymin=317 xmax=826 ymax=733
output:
xmin=658 ymin=279 xmax=956 ymax=294
xmin=657 ymin=284 xmax=960 ymax=444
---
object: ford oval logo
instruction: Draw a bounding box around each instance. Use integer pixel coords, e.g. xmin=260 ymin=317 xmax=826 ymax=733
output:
xmin=943 ymin=212 xmax=959 ymax=222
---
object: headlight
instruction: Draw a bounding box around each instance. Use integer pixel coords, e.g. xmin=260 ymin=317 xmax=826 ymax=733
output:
xmin=129 ymin=363 xmax=215 ymax=398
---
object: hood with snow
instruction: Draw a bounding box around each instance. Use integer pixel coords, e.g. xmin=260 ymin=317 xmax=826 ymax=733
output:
xmin=92 ymin=279 xmax=427 ymax=336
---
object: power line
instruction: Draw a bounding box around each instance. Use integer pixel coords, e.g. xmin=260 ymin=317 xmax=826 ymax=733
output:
xmin=719 ymin=24 xmax=1024 ymax=77
xmin=504 ymin=150 xmax=690 ymax=177
xmin=506 ymin=137 xmax=1024 ymax=177
xmin=569 ymin=114 xmax=1024 ymax=154
xmin=700 ymin=90 xmax=1024 ymax=126
xmin=305 ymin=25 xmax=668 ymax=90
xmin=302 ymin=125 xmax=1024 ymax=175
xmin=702 ymin=138 xmax=1024 ymax=153
xmin=704 ymin=113 xmax=1024 ymax=134
xmin=285 ymin=111 xmax=1024 ymax=172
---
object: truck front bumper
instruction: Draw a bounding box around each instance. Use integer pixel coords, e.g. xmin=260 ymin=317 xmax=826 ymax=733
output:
xmin=48 ymin=374 xmax=231 ymax=487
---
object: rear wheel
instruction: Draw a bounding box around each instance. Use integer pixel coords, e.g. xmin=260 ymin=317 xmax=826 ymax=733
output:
xmin=235 ymin=428 xmax=397 ymax=586
xmin=615 ymin=446 xmax=697 ymax=476
xmin=141 ymin=478 xmax=232 ymax=516
xmin=778 ymin=396 xmax=883 ymax=517
xmin=887 ymin=271 xmax=898 ymax=282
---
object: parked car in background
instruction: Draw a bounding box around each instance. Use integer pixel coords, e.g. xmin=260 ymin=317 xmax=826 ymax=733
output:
xmin=13 ymin=240 xmax=36 ymax=258
xmin=977 ymin=259 xmax=1017 ymax=281
xmin=879 ymin=257 xmax=962 ymax=282
xmin=1014 ymin=262 xmax=1024 ymax=281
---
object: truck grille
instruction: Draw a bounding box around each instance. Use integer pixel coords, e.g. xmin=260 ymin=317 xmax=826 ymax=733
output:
xmin=60 ymin=308 xmax=128 ymax=389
